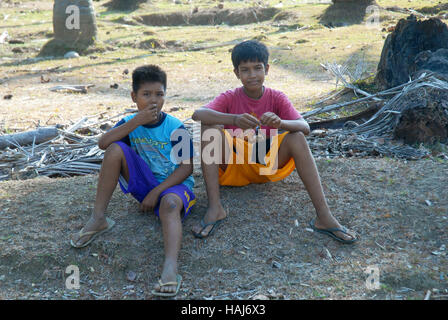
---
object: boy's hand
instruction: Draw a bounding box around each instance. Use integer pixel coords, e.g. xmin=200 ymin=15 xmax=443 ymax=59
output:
xmin=134 ymin=104 xmax=159 ymax=126
xmin=234 ymin=113 xmax=260 ymax=129
xmin=140 ymin=188 xmax=162 ymax=213
xmin=260 ymin=112 xmax=282 ymax=129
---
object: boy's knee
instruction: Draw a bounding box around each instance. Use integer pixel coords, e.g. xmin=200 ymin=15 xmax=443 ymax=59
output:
xmin=287 ymin=131 xmax=307 ymax=144
xmin=105 ymin=143 xmax=124 ymax=157
xmin=159 ymin=195 xmax=182 ymax=214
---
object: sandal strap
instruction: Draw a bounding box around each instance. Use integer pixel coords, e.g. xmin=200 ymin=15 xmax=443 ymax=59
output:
xmin=158 ymin=279 xmax=179 ymax=287
xmin=78 ymin=230 xmax=99 ymax=238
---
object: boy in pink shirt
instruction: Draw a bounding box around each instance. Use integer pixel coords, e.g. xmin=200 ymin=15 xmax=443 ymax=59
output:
xmin=191 ymin=40 xmax=358 ymax=244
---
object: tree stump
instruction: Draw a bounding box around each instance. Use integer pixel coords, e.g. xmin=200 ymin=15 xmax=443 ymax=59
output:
xmin=394 ymin=86 xmax=448 ymax=145
xmin=39 ymin=0 xmax=98 ymax=57
xmin=320 ymin=0 xmax=378 ymax=27
xmin=376 ymin=15 xmax=448 ymax=90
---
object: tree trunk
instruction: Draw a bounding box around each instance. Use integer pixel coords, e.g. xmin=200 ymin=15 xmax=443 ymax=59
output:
xmin=0 ymin=127 xmax=59 ymax=150
xmin=53 ymin=0 xmax=97 ymax=45
xmin=393 ymin=87 xmax=448 ymax=145
xmin=39 ymin=0 xmax=98 ymax=56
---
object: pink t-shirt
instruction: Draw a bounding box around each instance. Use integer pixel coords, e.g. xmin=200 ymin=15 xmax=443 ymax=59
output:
xmin=205 ymin=87 xmax=301 ymax=136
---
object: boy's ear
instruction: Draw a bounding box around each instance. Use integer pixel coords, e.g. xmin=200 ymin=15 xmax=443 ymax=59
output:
xmin=131 ymin=91 xmax=137 ymax=103
xmin=265 ymin=63 xmax=270 ymax=75
xmin=233 ymin=68 xmax=240 ymax=79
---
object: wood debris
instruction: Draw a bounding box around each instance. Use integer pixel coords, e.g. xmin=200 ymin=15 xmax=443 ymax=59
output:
xmin=1 ymin=72 xmax=447 ymax=181
xmin=0 ymin=110 xmax=136 ymax=181
xmin=305 ymin=72 xmax=448 ymax=160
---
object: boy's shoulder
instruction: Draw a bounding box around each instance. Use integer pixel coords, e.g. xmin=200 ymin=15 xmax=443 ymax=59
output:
xmin=264 ymin=86 xmax=288 ymax=97
xmin=164 ymin=113 xmax=185 ymax=129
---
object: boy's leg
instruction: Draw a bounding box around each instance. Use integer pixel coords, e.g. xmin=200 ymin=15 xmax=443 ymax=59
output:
xmin=71 ymin=143 xmax=129 ymax=246
xmin=153 ymin=193 xmax=184 ymax=294
xmin=191 ymin=124 xmax=228 ymax=237
xmin=276 ymin=132 xmax=356 ymax=241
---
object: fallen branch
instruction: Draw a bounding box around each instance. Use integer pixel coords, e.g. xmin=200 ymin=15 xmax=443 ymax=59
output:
xmin=0 ymin=127 xmax=59 ymax=150
xmin=49 ymin=84 xmax=95 ymax=94
xmin=302 ymin=73 xmax=433 ymax=118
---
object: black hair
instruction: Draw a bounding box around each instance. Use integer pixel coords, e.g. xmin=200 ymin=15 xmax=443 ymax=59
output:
xmin=231 ymin=40 xmax=269 ymax=70
xmin=132 ymin=65 xmax=167 ymax=93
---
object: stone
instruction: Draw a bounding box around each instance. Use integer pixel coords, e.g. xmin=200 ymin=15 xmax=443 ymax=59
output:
xmin=64 ymin=51 xmax=80 ymax=59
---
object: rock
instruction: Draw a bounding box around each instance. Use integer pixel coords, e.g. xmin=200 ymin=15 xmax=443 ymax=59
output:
xmin=126 ymin=271 xmax=137 ymax=282
xmin=64 ymin=51 xmax=80 ymax=59
xmin=376 ymin=15 xmax=448 ymax=89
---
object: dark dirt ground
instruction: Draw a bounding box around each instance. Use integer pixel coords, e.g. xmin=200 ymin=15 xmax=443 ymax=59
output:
xmin=1 ymin=157 xmax=447 ymax=300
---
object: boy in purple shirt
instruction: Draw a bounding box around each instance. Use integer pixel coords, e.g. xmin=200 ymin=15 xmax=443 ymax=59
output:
xmin=70 ymin=65 xmax=195 ymax=296
xmin=191 ymin=40 xmax=358 ymax=244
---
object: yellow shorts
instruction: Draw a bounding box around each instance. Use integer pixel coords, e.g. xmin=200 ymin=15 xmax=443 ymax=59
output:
xmin=218 ymin=130 xmax=295 ymax=186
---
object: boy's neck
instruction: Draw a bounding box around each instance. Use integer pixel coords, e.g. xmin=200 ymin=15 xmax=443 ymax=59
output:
xmin=243 ymin=86 xmax=265 ymax=100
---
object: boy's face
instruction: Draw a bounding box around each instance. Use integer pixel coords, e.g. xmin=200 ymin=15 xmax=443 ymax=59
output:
xmin=234 ymin=60 xmax=269 ymax=93
xmin=131 ymin=81 xmax=165 ymax=115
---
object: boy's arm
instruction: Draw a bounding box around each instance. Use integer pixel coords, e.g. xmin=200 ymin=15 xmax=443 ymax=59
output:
xmin=260 ymin=113 xmax=310 ymax=135
xmin=192 ymin=108 xmax=259 ymax=129
xmin=98 ymin=107 xmax=157 ymax=150
xmin=279 ymin=118 xmax=310 ymax=135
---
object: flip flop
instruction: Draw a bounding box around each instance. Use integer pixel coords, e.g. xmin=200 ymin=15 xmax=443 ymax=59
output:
xmin=309 ymin=219 xmax=358 ymax=244
xmin=151 ymin=274 xmax=182 ymax=297
xmin=192 ymin=218 xmax=226 ymax=239
xmin=70 ymin=217 xmax=116 ymax=248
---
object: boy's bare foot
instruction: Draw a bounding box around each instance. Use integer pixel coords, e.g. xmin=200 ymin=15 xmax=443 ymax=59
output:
xmin=191 ymin=205 xmax=227 ymax=238
xmin=153 ymin=261 xmax=179 ymax=295
xmin=71 ymin=216 xmax=109 ymax=247
xmin=313 ymin=216 xmax=357 ymax=242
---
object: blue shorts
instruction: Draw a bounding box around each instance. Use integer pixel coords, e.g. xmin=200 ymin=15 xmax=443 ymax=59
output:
xmin=115 ymin=141 xmax=196 ymax=219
